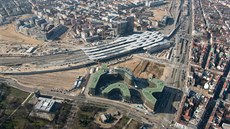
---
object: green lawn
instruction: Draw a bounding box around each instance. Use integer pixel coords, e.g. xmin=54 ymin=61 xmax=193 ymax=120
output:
xmin=0 ymin=83 xmax=29 ymax=115
xmin=71 ymin=105 xmax=106 ymax=129
xmin=111 ymin=116 xmax=130 ymax=129
xmin=0 ymin=83 xmax=71 ymax=129
xmin=0 ymin=83 xmax=30 ymax=129
xmin=126 ymin=119 xmax=142 ymax=129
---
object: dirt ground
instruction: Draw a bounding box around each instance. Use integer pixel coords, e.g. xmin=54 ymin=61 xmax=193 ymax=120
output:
xmin=0 ymin=24 xmax=44 ymax=45
xmin=8 ymin=68 xmax=87 ymax=90
xmin=150 ymin=9 xmax=168 ymax=21
xmin=1 ymin=57 xmax=170 ymax=90
xmin=0 ymin=23 xmax=82 ymax=56
xmin=112 ymin=58 xmax=168 ymax=80
xmin=126 ymin=119 xmax=142 ymax=129
xmin=94 ymin=108 xmax=122 ymax=129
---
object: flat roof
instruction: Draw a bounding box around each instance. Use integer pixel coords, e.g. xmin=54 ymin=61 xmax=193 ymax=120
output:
xmin=102 ymin=82 xmax=131 ymax=98
xmin=34 ymin=97 xmax=57 ymax=112
xmin=142 ymin=78 xmax=165 ymax=106
xmin=88 ymin=65 xmax=108 ymax=89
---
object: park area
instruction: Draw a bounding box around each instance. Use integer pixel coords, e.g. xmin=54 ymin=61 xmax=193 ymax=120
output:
xmin=0 ymin=82 xmax=72 ymax=129
xmin=71 ymin=105 xmax=141 ymax=129
xmin=0 ymin=82 xmax=31 ymax=128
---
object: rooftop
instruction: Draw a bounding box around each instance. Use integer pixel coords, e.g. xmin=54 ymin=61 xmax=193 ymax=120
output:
xmin=82 ymin=31 xmax=166 ymax=60
xmin=88 ymin=65 xmax=108 ymax=89
xmin=114 ymin=67 xmax=133 ymax=80
xmin=34 ymin=97 xmax=61 ymax=112
xmin=142 ymin=78 xmax=165 ymax=106
xmin=102 ymin=82 xmax=131 ymax=98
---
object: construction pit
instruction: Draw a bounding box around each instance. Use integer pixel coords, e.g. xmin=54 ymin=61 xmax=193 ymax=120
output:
xmin=112 ymin=58 xmax=170 ymax=81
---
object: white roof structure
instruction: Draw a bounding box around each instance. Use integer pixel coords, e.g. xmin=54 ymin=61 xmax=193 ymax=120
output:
xmin=82 ymin=31 xmax=167 ymax=60
xmin=34 ymin=97 xmax=62 ymax=112
xmin=100 ymin=114 xmax=107 ymax=123
xmin=223 ymin=123 xmax=230 ymax=129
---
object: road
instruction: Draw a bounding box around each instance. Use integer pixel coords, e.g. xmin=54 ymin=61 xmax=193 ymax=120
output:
xmin=0 ymin=50 xmax=89 ymax=67
xmin=0 ymin=0 xmax=193 ymax=128
xmin=0 ymin=60 xmax=96 ymax=75
xmin=134 ymin=54 xmax=187 ymax=70
xmin=0 ymin=77 xmax=167 ymax=128
xmin=165 ymin=0 xmax=192 ymax=91
xmin=0 ymin=92 xmax=33 ymax=126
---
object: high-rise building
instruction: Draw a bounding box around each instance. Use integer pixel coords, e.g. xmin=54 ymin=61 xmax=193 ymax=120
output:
xmin=114 ymin=16 xmax=134 ymax=36
xmin=116 ymin=21 xmax=128 ymax=36
xmin=126 ymin=16 xmax=134 ymax=34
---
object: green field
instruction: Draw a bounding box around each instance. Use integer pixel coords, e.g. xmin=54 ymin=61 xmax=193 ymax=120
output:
xmin=111 ymin=116 xmax=130 ymax=129
xmin=0 ymin=83 xmax=51 ymax=129
xmin=126 ymin=119 xmax=142 ymax=129
xmin=71 ymin=105 xmax=106 ymax=129
xmin=0 ymin=83 xmax=29 ymax=115
xmin=0 ymin=82 xmax=71 ymax=129
xmin=0 ymin=82 xmax=30 ymax=129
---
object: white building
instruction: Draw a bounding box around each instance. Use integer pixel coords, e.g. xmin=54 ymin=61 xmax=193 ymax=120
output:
xmin=34 ymin=97 xmax=62 ymax=112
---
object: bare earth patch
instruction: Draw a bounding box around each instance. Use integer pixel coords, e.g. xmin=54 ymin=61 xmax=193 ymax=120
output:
xmin=112 ymin=58 xmax=168 ymax=80
xmin=0 ymin=24 xmax=44 ymax=45
xmin=9 ymin=68 xmax=87 ymax=90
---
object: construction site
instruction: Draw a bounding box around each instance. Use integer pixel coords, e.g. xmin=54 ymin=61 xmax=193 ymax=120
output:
xmin=0 ymin=0 xmax=193 ymax=128
xmin=0 ymin=0 xmax=182 ymax=76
